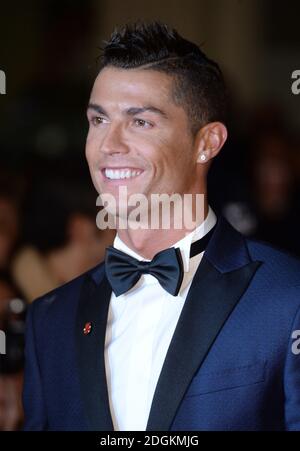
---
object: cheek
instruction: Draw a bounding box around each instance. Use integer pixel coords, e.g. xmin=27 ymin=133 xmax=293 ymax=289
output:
xmin=159 ymin=141 xmax=190 ymax=174
xmin=85 ymin=146 xmax=93 ymax=168
xmin=85 ymin=134 xmax=98 ymax=164
xmin=172 ymin=135 xmax=195 ymax=167
xmin=86 ymin=127 xmax=98 ymax=146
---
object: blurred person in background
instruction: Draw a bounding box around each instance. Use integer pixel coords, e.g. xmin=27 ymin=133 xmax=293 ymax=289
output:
xmin=0 ymin=271 xmax=25 ymax=431
xmin=210 ymin=104 xmax=300 ymax=257
xmin=0 ymin=174 xmax=25 ymax=430
xmin=246 ymin=106 xmax=300 ymax=256
xmin=0 ymin=177 xmax=21 ymax=272
xmin=11 ymin=177 xmax=115 ymax=302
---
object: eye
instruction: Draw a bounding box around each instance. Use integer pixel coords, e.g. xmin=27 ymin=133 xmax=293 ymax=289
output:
xmin=133 ymin=118 xmax=153 ymax=129
xmin=90 ymin=116 xmax=108 ymax=126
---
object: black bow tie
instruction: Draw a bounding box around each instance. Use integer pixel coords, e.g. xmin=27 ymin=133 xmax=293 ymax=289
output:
xmin=105 ymin=226 xmax=215 ymax=297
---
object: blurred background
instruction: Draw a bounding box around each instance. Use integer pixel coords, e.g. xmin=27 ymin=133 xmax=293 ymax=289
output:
xmin=0 ymin=0 xmax=300 ymax=430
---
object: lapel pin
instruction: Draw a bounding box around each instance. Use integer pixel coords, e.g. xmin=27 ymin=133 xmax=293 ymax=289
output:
xmin=83 ymin=322 xmax=92 ymax=335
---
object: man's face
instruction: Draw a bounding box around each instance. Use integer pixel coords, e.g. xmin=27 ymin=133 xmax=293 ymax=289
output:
xmin=86 ymin=66 xmax=201 ymax=218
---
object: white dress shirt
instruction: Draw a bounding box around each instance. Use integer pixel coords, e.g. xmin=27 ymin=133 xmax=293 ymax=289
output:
xmin=104 ymin=207 xmax=217 ymax=431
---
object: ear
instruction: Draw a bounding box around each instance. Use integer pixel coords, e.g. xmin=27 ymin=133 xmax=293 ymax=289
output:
xmin=195 ymin=122 xmax=228 ymax=164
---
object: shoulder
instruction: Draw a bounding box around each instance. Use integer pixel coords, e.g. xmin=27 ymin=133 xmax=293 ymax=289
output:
xmin=234 ymin=237 xmax=300 ymax=335
xmin=28 ymin=261 xmax=106 ymax=321
xmin=246 ymin=237 xmax=300 ymax=289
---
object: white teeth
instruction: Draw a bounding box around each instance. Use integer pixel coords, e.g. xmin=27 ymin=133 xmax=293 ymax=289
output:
xmin=104 ymin=168 xmax=142 ymax=180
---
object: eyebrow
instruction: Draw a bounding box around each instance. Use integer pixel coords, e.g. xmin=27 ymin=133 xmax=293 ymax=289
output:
xmin=125 ymin=106 xmax=168 ymax=118
xmin=87 ymin=103 xmax=168 ymax=119
xmin=87 ymin=103 xmax=108 ymax=116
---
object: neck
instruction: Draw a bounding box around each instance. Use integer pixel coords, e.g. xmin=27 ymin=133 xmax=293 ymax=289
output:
xmin=117 ymin=197 xmax=209 ymax=260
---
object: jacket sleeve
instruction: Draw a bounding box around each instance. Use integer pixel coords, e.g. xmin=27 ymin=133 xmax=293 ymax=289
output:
xmin=284 ymin=303 xmax=300 ymax=431
xmin=22 ymin=301 xmax=48 ymax=430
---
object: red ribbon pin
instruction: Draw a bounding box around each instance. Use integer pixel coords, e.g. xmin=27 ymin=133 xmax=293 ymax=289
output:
xmin=83 ymin=322 xmax=92 ymax=335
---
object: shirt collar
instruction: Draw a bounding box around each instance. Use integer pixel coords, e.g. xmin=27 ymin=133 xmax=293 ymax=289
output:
xmin=113 ymin=206 xmax=217 ymax=272
xmin=171 ymin=206 xmax=217 ymax=272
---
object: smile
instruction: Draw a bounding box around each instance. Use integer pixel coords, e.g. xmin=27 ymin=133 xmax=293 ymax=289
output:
xmin=102 ymin=168 xmax=144 ymax=180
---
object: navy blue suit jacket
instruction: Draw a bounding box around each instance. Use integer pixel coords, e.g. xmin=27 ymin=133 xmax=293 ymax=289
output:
xmin=23 ymin=218 xmax=300 ymax=430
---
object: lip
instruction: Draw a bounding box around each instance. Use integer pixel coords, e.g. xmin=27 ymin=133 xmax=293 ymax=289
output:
xmin=100 ymin=167 xmax=145 ymax=183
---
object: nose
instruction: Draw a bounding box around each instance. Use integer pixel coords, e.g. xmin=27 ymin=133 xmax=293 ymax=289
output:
xmin=100 ymin=123 xmax=130 ymax=156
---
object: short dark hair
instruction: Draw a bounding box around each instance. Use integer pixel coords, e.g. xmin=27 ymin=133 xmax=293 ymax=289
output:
xmin=98 ymin=21 xmax=228 ymax=135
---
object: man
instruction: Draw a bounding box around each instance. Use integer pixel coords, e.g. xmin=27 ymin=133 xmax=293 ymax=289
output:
xmin=23 ymin=22 xmax=300 ymax=431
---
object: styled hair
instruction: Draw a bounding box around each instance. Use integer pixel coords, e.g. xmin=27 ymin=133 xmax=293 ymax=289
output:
xmin=98 ymin=21 xmax=228 ymax=135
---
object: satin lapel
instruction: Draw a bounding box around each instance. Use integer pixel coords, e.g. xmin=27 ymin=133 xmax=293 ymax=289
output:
xmin=75 ymin=268 xmax=114 ymax=431
xmin=146 ymin=218 xmax=262 ymax=431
